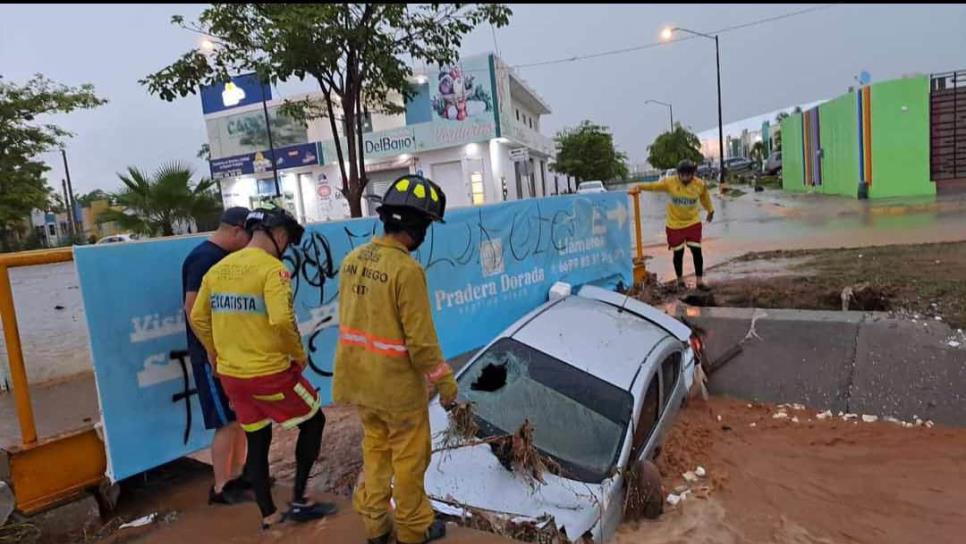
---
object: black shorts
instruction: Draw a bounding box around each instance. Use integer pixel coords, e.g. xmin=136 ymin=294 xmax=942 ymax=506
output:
xmin=191 ymin=361 xmax=236 ymax=430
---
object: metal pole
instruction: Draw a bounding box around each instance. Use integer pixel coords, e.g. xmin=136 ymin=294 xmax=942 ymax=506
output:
xmin=61 ymin=179 xmax=72 ymax=241
xmin=669 ymin=104 xmax=674 ymax=130
xmin=715 ymin=35 xmax=726 ymax=187
xmin=61 ymin=149 xmax=78 ymax=237
xmin=260 ymin=82 xmax=281 ymax=198
xmin=0 ymin=265 xmax=38 ymax=445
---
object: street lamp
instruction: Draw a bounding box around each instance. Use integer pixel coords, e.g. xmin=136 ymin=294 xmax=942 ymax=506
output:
xmin=661 ymin=26 xmax=726 ymax=186
xmin=644 ymin=99 xmax=674 ymax=131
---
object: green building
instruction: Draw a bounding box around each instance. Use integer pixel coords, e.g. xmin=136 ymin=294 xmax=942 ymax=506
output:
xmin=781 ymin=71 xmax=966 ymax=199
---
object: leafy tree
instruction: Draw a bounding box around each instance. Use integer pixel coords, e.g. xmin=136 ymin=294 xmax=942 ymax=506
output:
xmin=196 ymin=143 xmax=210 ymax=161
xmin=75 ymin=189 xmax=111 ymax=207
xmin=142 ymin=4 xmax=511 ymax=218
xmin=0 ymin=75 xmax=105 ymax=251
xmin=646 ymin=124 xmax=703 ymax=170
xmin=550 ymin=121 xmax=628 ymax=182
xmin=749 ymin=141 xmax=765 ymax=167
xmin=98 ymin=163 xmax=221 ymax=237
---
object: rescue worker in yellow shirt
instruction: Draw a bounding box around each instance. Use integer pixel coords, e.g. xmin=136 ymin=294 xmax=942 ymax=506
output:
xmin=191 ymin=203 xmax=337 ymax=531
xmin=333 ymin=175 xmax=457 ymax=544
xmin=629 ymin=159 xmax=715 ymax=290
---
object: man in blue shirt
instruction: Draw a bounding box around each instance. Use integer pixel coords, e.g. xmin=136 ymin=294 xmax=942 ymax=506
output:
xmin=182 ymin=206 xmax=253 ymax=504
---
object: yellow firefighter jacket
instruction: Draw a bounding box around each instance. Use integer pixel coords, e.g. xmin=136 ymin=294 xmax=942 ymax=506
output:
xmin=332 ymin=236 xmax=457 ymax=412
xmin=190 ymin=247 xmax=306 ymax=379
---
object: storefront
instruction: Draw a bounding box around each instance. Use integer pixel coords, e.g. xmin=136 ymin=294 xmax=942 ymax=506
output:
xmin=202 ymin=53 xmax=556 ymax=224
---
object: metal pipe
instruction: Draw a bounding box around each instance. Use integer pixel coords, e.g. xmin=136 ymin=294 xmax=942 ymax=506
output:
xmin=0 ymin=265 xmax=38 ymax=445
xmin=632 ymin=193 xmax=643 ymax=261
xmin=715 ymin=35 xmax=726 ymax=187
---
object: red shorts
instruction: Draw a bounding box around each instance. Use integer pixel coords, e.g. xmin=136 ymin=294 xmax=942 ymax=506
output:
xmin=666 ymin=223 xmax=702 ymax=251
xmin=219 ymin=364 xmax=320 ymax=432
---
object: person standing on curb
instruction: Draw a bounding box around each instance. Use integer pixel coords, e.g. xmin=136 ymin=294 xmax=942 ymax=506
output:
xmin=182 ymin=206 xmax=252 ymax=505
xmin=334 ymin=175 xmax=458 ymax=544
xmin=191 ymin=203 xmax=337 ymax=531
xmin=629 ymin=159 xmax=715 ymax=290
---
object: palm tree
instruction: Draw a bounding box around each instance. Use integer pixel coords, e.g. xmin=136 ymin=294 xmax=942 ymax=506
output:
xmin=98 ymin=163 xmax=222 ymax=237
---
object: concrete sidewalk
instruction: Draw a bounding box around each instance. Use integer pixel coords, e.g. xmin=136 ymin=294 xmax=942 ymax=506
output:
xmin=667 ymin=304 xmax=966 ymax=426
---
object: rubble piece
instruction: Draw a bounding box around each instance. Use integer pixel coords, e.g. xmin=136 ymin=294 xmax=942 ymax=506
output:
xmin=462 ymin=505 xmax=569 ymax=542
xmin=695 ymin=466 xmax=707 ymax=478
xmin=817 ymin=410 xmax=832 ymax=420
xmin=862 ymin=415 xmax=878 ymax=423
xmin=949 ymin=341 xmax=961 ymax=348
xmin=791 ymin=417 xmax=800 ymax=423
xmin=791 ymin=403 xmax=806 ymax=411
xmin=667 ymin=493 xmax=682 ymax=506
xmin=772 ymin=412 xmax=789 ymax=419
xmin=883 ymin=416 xmax=902 ymax=425
xmin=716 ymin=415 xmax=722 ymax=422
xmin=749 ymin=422 xmax=757 ymax=428
xmin=915 ymin=419 xmax=924 ymax=427
xmin=925 ymin=421 xmax=935 ymax=428
xmin=903 ymin=422 xmax=914 ymax=428
xmin=838 ymin=411 xmax=845 ymax=417
xmin=746 ymin=404 xmax=753 ymax=408
xmin=683 ymin=471 xmax=699 ymax=483
xmin=842 ymin=413 xmax=858 ymax=420
xmin=119 ymin=513 xmax=157 ymax=530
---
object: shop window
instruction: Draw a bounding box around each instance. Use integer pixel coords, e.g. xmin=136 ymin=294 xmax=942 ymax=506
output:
xmin=470 ymin=171 xmax=485 ymax=205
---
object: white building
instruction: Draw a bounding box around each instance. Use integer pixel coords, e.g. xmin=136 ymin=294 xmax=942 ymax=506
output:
xmin=201 ymin=53 xmax=556 ymax=223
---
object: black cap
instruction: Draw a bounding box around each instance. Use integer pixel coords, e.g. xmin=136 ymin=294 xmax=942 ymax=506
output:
xmin=220 ymin=206 xmax=251 ymax=227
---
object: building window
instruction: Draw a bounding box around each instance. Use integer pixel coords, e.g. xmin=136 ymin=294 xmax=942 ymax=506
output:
xmin=47 ymin=224 xmax=56 ymax=237
xmin=515 ymin=109 xmax=520 ymax=121
xmin=529 ymin=117 xmax=533 ymax=129
xmin=470 ymin=171 xmax=485 ymax=205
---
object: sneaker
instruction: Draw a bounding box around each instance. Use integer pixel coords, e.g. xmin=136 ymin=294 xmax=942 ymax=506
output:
xmin=226 ymin=475 xmax=276 ymax=492
xmin=286 ymin=501 xmax=338 ymax=522
xmin=208 ymin=484 xmax=249 ymax=505
xmin=421 ymin=520 xmax=447 ymax=543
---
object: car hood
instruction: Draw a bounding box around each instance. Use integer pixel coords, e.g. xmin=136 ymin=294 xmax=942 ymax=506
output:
xmin=425 ymin=405 xmax=605 ymax=539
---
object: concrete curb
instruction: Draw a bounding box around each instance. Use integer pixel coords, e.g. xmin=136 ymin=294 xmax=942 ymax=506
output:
xmin=664 ymin=303 xmax=966 ymax=426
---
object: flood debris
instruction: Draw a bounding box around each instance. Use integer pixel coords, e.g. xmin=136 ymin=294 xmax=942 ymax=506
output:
xmin=862 ymin=415 xmax=878 ymax=423
xmin=491 ymin=419 xmax=561 ymax=489
xmin=622 ymin=461 xmax=664 ymax=522
xmin=438 ymin=401 xmax=480 ymax=450
xmin=461 ymin=506 xmax=575 ymax=544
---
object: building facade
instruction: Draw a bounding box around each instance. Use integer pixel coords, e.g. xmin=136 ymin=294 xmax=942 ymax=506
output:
xmin=201 ymin=53 xmax=556 ymax=223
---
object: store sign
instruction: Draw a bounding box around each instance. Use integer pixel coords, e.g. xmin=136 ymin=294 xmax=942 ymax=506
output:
xmin=509 ymin=148 xmax=529 ymax=162
xmin=76 ymin=193 xmax=631 ymax=480
xmin=364 ymin=127 xmax=416 ymax=157
xmin=200 ymin=73 xmax=272 ymax=115
xmin=209 ymin=142 xmax=322 ymax=180
xmin=206 ymin=105 xmax=309 ymax=159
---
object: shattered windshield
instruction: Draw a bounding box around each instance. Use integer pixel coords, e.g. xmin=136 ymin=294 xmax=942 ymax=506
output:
xmin=457 ymin=337 xmax=632 ymax=483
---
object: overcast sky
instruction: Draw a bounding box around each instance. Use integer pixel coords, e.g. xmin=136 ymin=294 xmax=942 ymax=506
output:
xmin=3 ymin=3 xmax=965 ymax=193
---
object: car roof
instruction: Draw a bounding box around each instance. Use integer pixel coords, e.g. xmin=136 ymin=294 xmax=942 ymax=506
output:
xmin=510 ymin=295 xmax=671 ymax=388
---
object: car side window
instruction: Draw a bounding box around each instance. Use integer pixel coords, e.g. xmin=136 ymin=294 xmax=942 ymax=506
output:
xmin=630 ymin=373 xmax=659 ymax=460
xmin=661 ymin=352 xmax=681 ymax=411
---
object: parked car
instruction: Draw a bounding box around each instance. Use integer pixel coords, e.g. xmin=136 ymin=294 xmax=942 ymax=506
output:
xmin=661 ymin=168 xmax=676 ymax=180
xmin=696 ymin=162 xmax=719 ymax=180
xmin=762 ymin=151 xmax=782 ymax=176
xmin=722 ymin=157 xmax=753 ymax=172
xmin=426 ymin=284 xmax=697 ymax=543
xmin=96 ymin=234 xmax=135 ymax=245
xmin=576 ymin=181 xmax=607 ymax=194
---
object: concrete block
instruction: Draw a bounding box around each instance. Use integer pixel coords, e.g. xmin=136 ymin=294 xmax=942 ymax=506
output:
xmin=852 ymin=318 xmax=966 ymax=426
xmin=25 ymin=493 xmax=100 ymax=542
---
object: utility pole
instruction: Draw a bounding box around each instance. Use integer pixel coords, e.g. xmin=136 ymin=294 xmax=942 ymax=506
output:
xmin=61 ymin=179 xmax=74 ymax=241
xmin=259 ymin=80 xmax=281 ymax=198
xmin=61 ymin=148 xmax=78 ymax=237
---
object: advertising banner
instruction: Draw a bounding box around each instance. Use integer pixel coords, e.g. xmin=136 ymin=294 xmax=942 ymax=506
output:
xmin=200 ymin=73 xmax=272 ymax=115
xmin=205 ymin=105 xmax=309 ymax=160
xmin=75 ymin=193 xmax=632 ymax=481
xmin=209 ymin=142 xmax=322 ymax=180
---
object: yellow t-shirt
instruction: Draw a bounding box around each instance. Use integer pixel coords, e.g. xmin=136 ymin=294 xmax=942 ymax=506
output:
xmin=190 ymin=247 xmax=306 ymax=379
xmin=639 ymin=175 xmax=714 ymax=229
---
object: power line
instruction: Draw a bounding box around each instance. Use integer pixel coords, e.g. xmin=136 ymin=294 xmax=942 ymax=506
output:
xmin=510 ymin=4 xmax=837 ymax=70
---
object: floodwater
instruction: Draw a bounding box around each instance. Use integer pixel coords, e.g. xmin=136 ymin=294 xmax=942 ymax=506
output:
xmin=0 ymin=262 xmax=91 ymax=387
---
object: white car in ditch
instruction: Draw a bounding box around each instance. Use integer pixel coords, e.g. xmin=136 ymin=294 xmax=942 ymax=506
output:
xmin=426 ymin=284 xmax=697 ymax=543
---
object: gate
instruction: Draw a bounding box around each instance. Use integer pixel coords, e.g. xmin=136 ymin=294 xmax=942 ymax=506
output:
xmin=930 ymin=70 xmax=966 ymax=194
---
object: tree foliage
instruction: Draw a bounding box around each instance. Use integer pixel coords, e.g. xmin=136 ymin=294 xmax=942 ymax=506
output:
xmin=142 ymin=3 xmax=511 ymax=217
xmin=75 ymin=189 xmax=112 ymax=206
xmin=646 ymin=124 xmax=703 ymax=170
xmin=0 ymin=75 xmax=105 ymax=251
xmin=98 ymin=163 xmax=221 ymax=237
xmin=550 ymin=121 xmax=628 ymax=182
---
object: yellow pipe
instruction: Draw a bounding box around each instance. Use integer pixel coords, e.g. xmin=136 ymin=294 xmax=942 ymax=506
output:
xmin=632 ymin=193 xmax=643 ymax=260
xmin=0 ymin=247 xmax=73 ymax=268
xmin=0 ymin=265 xmax=38 ymax=445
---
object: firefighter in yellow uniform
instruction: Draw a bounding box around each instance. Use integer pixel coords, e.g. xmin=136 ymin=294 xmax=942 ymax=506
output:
xmin=333 ymin=175 xmax=457 ymax=544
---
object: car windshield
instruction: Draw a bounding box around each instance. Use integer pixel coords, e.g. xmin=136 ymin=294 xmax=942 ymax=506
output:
xmin=579 ymin=182 xmax=603 ymax=190
xmin=457 ymin=337 xmax=632 ymax=483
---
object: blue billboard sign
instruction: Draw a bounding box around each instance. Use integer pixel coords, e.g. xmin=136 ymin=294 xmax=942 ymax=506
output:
xmin=209 ymin=142 xmax=322 ymax=180
xmin=75 ymin=194 xmax=632 ymax=481
xmin=200 ymin=72 xmax=272 ymax=115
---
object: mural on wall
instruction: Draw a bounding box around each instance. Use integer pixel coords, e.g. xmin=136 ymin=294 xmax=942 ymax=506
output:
xmin=74 ymin=193 xmax=632 ymax=481
xmin=857 ymin=86 xmax=873 ymax=186
xmin=430 ymin=55 xmax=494 ymax=122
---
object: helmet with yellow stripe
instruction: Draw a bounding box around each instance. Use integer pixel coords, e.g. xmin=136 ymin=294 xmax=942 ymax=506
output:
xmin=376 ymin=174 xmax=447 ymax=223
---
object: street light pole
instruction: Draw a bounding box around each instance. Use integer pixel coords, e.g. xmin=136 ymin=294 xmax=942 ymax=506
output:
xmin=662 ymin=27 xmax=726 ymax=186
xmin=645 ymin=99 xmax=674 ymax=131
xmin=259 ymin=81 xmax=281 ymax=198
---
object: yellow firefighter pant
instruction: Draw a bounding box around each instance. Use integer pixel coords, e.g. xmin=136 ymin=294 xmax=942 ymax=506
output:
xmin=353 ymin=406 xmax=434 ymax=543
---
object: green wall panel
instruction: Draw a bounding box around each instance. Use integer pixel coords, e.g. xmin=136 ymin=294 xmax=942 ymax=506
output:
xmin=817 ymin=93 xmax=860 ymax=198
xmin=781 ymin=113 xmax=805 ymax=192
xmin=869 ymin=76 xmax=933 ymax=198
